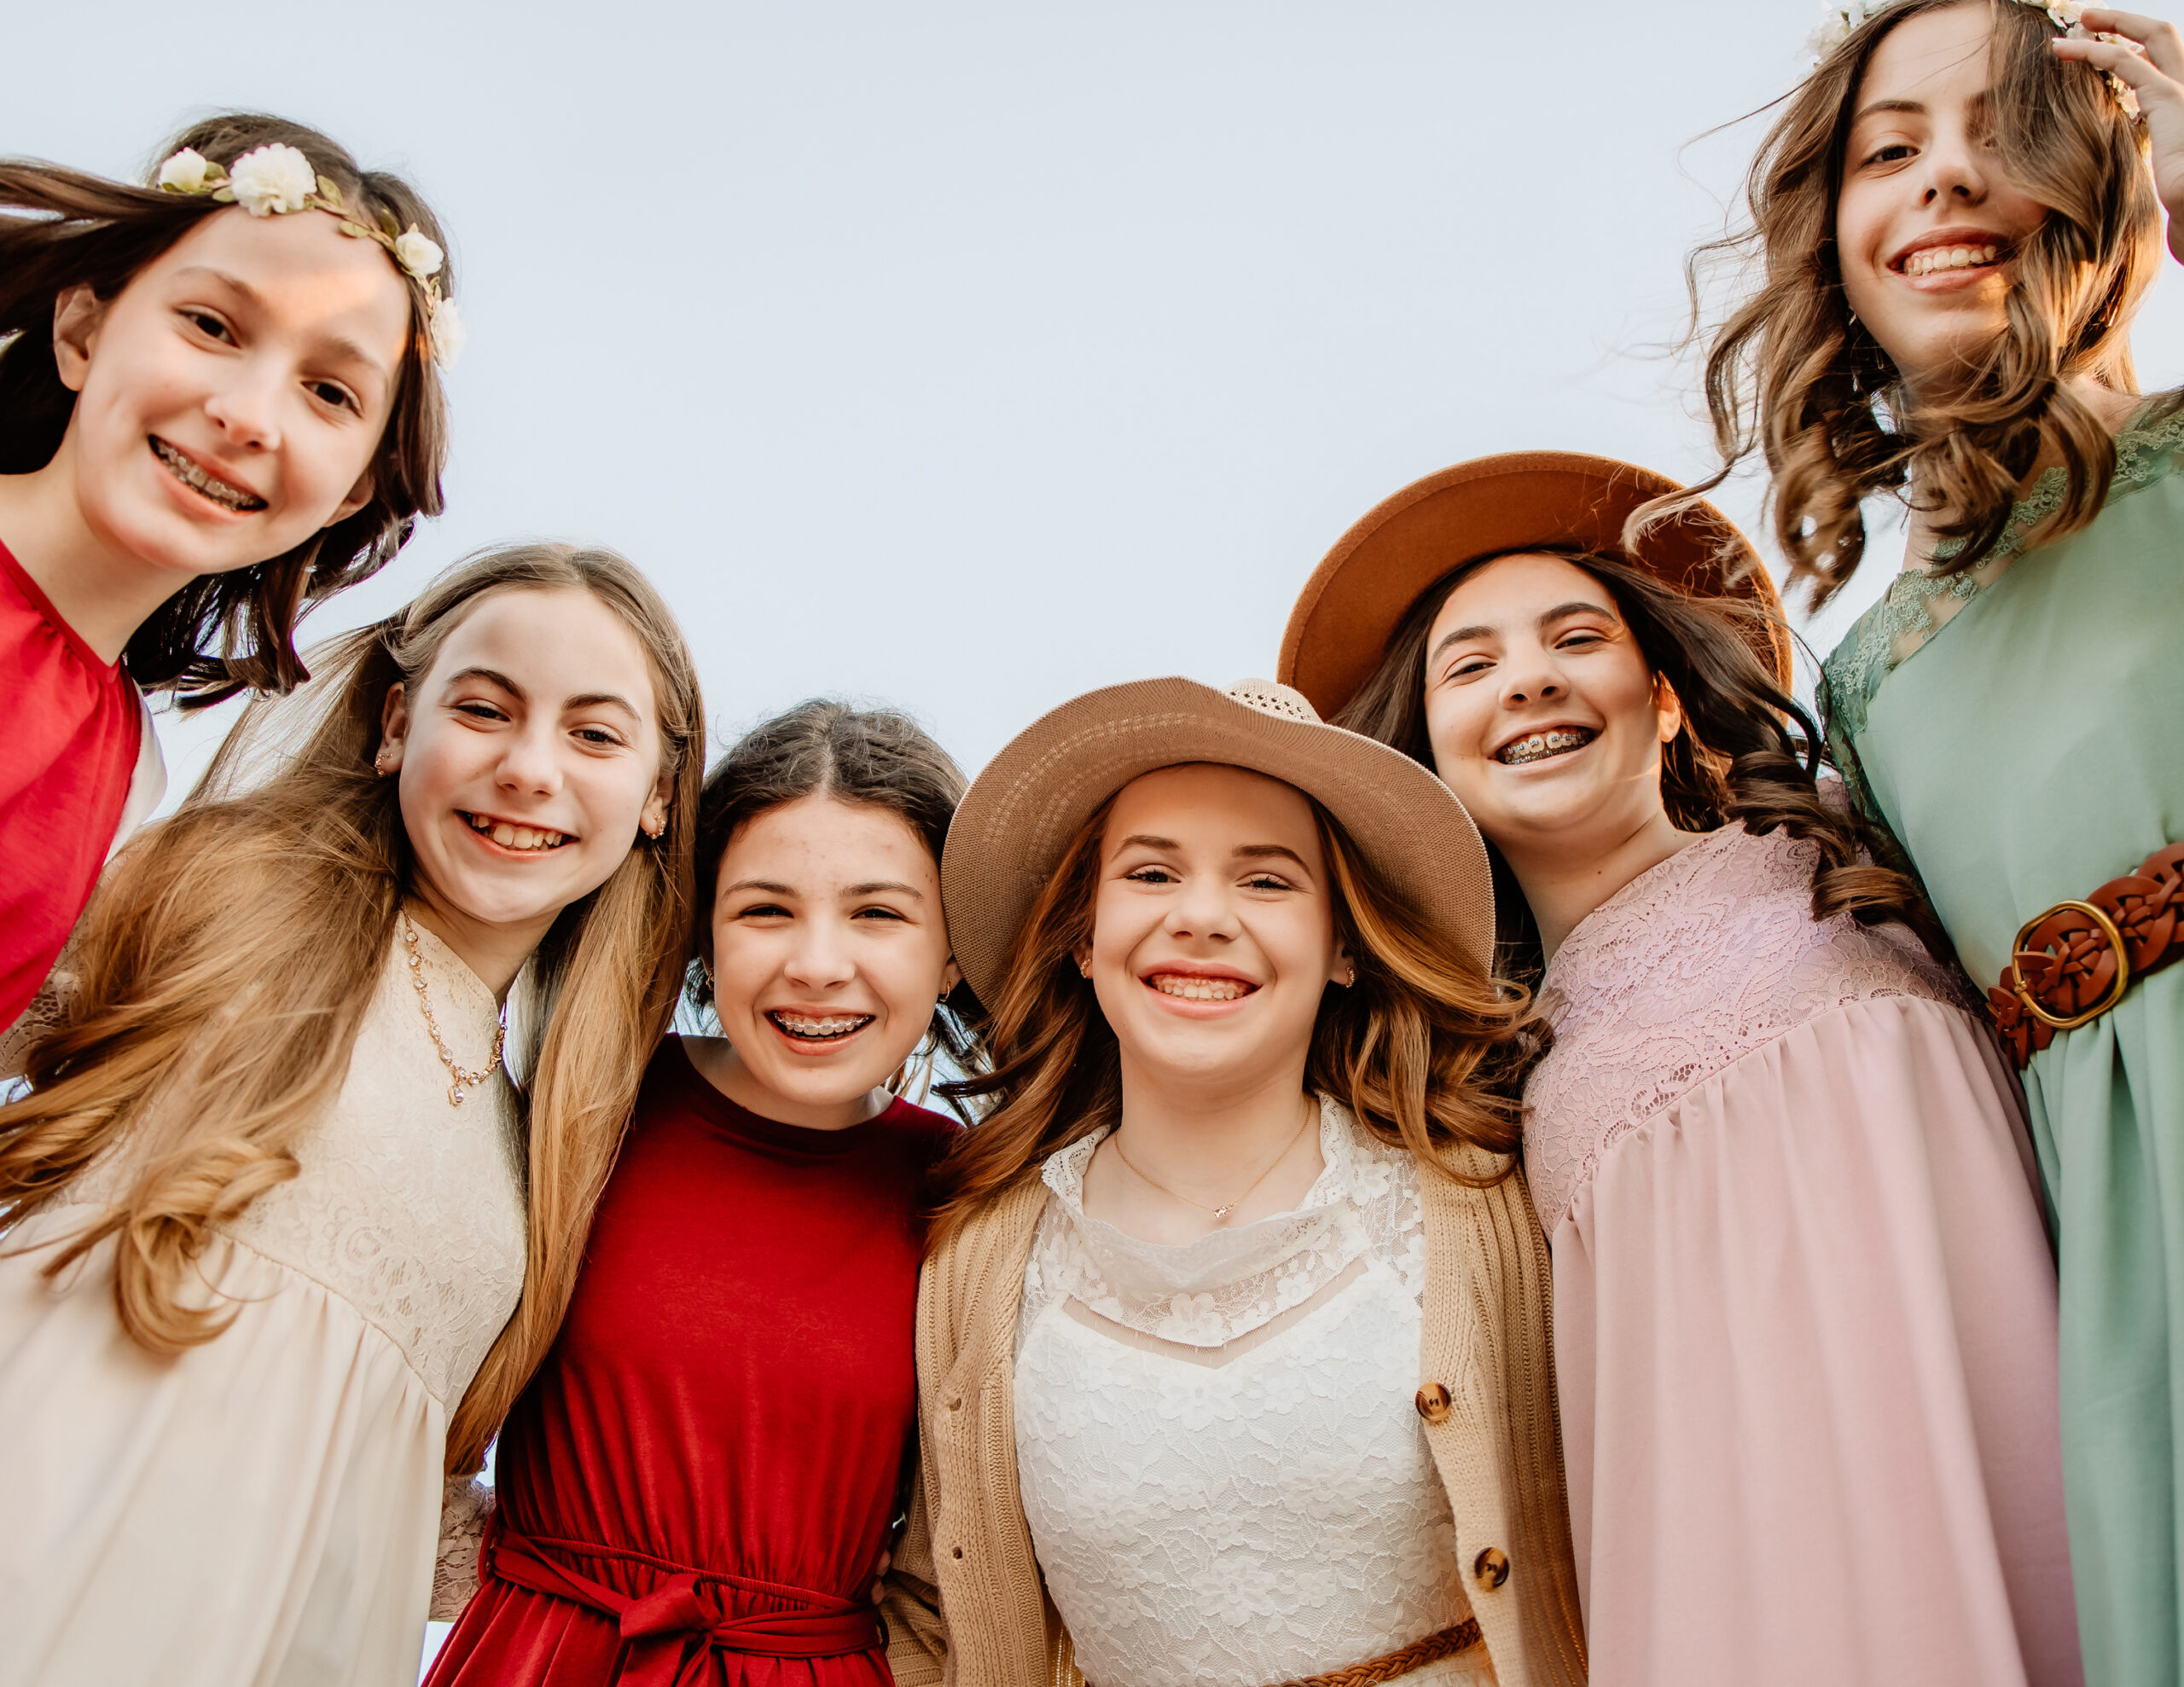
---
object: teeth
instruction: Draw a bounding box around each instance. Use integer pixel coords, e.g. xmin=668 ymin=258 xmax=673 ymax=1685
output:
xmin=1150 ymin=975 xmax=1249 ymax=1001
xmin=1904 ymin=243 xmax=1999 ymax=277
xmin=1497 ymin=728 xmax=1593 ymax=767
xmin=151 ymin=438 xmax=264 ymax=511
xmin=466 ymin=814 xmax=567 ymax=851
xmin=770 ymin=1012 xmax=872 ymax=1040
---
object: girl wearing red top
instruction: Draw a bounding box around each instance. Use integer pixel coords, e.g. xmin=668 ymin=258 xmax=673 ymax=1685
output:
xmin=427 ymin=700 xmax=976 ymax=1687
xmin=0 ymin=113 xmax=458 ymax=1038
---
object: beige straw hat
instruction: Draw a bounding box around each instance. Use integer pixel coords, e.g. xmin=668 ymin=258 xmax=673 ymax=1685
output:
xmin=941 ymin=676 xmax=1495 ymax=1007
xmin=1278 ymin=450 xmax=1789 ymax=720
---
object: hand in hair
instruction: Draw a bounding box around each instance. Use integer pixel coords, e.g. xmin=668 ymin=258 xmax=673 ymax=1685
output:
xmin=2057 ymin=9 xmax=2184 ymax=259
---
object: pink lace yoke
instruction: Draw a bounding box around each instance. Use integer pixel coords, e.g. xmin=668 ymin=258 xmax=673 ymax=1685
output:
xmin=1524 ymin=821 xmax=1972 ymax=1234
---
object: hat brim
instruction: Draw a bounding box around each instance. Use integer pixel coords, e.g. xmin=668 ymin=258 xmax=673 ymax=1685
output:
xmin=942 ymin=676 xmax=1495 ymax=1009
xmin=1278 ymin=451 xmax=1789 ymax=719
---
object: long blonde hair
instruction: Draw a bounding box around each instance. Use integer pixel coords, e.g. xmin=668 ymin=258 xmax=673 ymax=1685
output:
xmin=926 ymin=791 xmax=1538 ymax=1255
xmin=0 ymin=543 xmax=704 ymax=1473
xmin=1659 ymin=0 xmax=2164 ymax=606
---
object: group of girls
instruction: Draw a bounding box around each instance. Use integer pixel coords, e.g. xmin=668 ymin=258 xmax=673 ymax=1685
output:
xmin=0 ymin=3 xmax=2180 ymax=1684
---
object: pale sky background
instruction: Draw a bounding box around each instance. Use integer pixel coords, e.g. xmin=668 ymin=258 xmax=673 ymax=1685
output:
xmin=14 ymin=0 xmax=2182 ymax=798
xmin=12 ymin=3 xmax=2184 ymax=1674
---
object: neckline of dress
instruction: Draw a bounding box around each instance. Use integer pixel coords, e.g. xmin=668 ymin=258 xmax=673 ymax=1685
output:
xmin=665 ymin=1035 xmax=909 ymax=1156
xmin=1042 ymin=1094 xmax=1372 ymax=1267
xmin=398 ymin=914 xmax=501 ymax=1023
xmin=1544 ymin=822 xmax=1748 ymax=990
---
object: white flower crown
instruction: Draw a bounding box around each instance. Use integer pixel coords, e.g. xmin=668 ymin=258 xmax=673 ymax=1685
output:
xmin=155 ymin=143 xmax=464 ymax=368
xmin=1806 ymin=0 xmax=2141 ymax=118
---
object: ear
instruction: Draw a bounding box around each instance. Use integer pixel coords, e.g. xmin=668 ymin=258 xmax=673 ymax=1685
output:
xmin=939 ymin=957 xmax=963 ymax=999
xmin=1327 ymin=938 xmax=1355 ymax=988
xmin=377 ymin=681 xmax=410 ymax=773
xmin=52 ymin=284 xmax=107 ymax=393
xmin=1653 ymin=674 xmax=1686 ymax=745
xmin=638 ymin=768 xmax=672 ymax=841
xmin=328 ymin=465 xmax=376 ymax=527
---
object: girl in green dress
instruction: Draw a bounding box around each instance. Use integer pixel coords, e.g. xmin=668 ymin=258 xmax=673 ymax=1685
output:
xmin=1670 ymin=4 xmax=2184 ymax=1683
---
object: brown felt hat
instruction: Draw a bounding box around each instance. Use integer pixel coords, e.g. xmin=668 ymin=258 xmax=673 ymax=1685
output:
xmin=941 ymin=676 xmax=1495 ymax=1008
xmin=1277 ymin=451 xmax=1789 ymax=719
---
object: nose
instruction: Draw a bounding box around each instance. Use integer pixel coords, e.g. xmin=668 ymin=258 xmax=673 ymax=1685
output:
xmin=782 ymin=913 xmax=857 ymax=991
xmin=1163 ymin=872 xmax=1242 ymax=944
xmin=1918 ymin=125 xmax=1991 ymax=208
xmin=1498 ymin=644 xmax=1567 ymax=710
xmin=200 ymin=353 xmax=286 ymax=454
xmin=492 ymin=718 xmax=566 ymax=805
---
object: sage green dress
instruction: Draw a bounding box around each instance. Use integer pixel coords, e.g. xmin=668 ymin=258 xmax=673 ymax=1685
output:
xmin=1821 ymin=401 xmax=2184 ymax=1687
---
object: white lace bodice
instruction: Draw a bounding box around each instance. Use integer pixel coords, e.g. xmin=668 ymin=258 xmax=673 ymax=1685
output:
xmin=1014 ymin=1099 xmax=1488 ymax=1687
xmin=73 ymin=923 xmax=527 ymax=1407
xmin=1523 ymin=820 xmax=1971 ymax=1235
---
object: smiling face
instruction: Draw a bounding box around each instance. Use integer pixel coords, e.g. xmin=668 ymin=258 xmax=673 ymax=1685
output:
xmin=706 ymin=793 xmax=957 ymax=1127
xmin=1421 ymin=553 xmax=1680 ymax=872
xmin=1086 ymin=763 xmax=1347 ymax=1099
xmin=1836 ymin=3 xmax=2048 ymax=391
xmin=52 ymin=204 xmax=412 ymax=583
xmin=380 ymin=586 xmax=671 ymax=977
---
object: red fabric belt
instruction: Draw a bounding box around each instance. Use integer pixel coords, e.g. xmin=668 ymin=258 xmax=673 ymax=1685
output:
xmin=481 ymin=1513 xmax=883 ymax=1682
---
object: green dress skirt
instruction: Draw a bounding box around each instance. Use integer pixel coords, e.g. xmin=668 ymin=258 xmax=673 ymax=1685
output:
xmin=1821 ymin=402 xmax=2184 ymax=1687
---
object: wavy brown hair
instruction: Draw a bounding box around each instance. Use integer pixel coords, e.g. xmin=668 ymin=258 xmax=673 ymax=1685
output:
xmin=0 ymin=112 xmax=454 ymax=699
xmin=926 ymin=789 xmax=1537 ymax=1255
xmin=1333 ymin=550 xmax=1949 ymax=965
xmin=1658 ymin=0 xmax=2164 ymax=606
xmin=0 ymin=543 xmax=704 ymax=1475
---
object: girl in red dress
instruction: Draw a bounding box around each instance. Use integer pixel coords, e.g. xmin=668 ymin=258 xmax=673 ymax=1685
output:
xmin=0 ymin=113 xmax=458 ymax=1041
xmin=427 ymin=700 xmax=975 ymax=1687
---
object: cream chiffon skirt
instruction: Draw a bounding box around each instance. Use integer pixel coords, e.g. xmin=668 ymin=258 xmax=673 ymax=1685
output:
xmin=0 ymin=1205 xmax=448 ymax=1687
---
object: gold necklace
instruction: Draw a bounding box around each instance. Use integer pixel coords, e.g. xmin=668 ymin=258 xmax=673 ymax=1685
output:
xmin=1107 ymin=1102 xmax=1317 ymax=1222
xmin=400 ymin=912 xmax=508 ymax=1108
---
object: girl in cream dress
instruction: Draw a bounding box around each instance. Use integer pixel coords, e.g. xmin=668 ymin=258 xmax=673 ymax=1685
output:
xmin=0 ymin=545 xmax=705 ymax=1687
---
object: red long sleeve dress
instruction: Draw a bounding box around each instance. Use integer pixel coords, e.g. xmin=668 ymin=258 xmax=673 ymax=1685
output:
xmin=425 ymin=1035 xmax=956 ymax=1687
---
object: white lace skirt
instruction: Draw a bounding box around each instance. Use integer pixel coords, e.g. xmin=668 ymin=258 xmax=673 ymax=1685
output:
xmin=0 ymin=1207 xmax=449 ymax=1687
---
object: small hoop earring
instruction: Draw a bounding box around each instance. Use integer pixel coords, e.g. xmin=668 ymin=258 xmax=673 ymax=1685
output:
xmin=642 ymin=819 xmax=665 ymax=840
xmin=1076 ymin=957 xmax=1091 ymax=978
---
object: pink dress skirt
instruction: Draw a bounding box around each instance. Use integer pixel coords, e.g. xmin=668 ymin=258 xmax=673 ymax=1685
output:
xmin=1525 ymin=820 xmax=2081 ymax=1687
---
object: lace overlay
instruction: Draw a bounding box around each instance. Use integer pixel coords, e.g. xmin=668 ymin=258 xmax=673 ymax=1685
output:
xmin=433 ymin=1475 xmax=496 ymax=1620
xmin=72 ymin=922 xmax=526 ymax=1407
xmin=1820 ymin=399 xmax=2184 ymax=823
xmin=1524 ymin=823 xmax=1972 ymax=1234
xmin=1014 ymin=1099 xmax=1488 ymax=1687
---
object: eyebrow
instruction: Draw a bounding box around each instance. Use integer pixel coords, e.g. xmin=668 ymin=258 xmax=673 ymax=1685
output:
xmin=441 ymin=668 xmax=642 ymax=722
xmin=723 ymin=878 xmax=796 ymax=896
xmin=1429 ymin=600 xmax=1620 ymax=663
xmin=844 ymin=880 xmax=926 ymax=899
xmin=171 ymin=265 xmax=393 ymax=382
xmin=1114 ymin=833 xmax=1312 ymax=872
xmin=1851 ymin=97 xmax=1927 ymax=124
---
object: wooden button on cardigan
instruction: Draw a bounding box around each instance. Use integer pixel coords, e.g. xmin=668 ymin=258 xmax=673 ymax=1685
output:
xmin=880 ymin=1139 xmax=1588 ymax=1687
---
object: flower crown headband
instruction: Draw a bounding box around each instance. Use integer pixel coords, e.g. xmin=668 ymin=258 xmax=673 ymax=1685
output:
xmin=1806 ymin=0 xmax=2143 ymax=117
xmin=155 ymin=142 xmax=464 ymax=368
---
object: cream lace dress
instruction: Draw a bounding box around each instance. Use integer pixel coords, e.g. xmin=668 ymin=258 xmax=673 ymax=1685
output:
xmin=1013 ymin=1097 xmax=1496 ymax=1687
xmin=0 ymin=922 xmax=526 ymax=1687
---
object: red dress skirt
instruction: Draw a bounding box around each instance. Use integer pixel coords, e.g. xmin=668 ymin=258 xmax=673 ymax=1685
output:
xmin=426 ymin=1037 xmax=956 ymax=1686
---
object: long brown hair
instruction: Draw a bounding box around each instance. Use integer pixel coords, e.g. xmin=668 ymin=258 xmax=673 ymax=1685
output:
xmin=684 ymin=699 xmax=983 ymax=1093
xmin=926 ymin=789 xmax=1537 ymax=1255
xmin=1661 ymin=0 xmax=2164 ymax=606
xmin=1333 ymin=549 xmax=1949 ymax=965
xmin=0 ymin=543 xmax=704 ymax=1474
xmin=0 ymin=113 xmax=455 ymax=699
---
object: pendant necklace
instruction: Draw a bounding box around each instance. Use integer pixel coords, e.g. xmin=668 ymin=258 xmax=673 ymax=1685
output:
xmin=1107 ymin=1102 xmax=1317 ymax=1222
xmin=400 ymin=911 xmax=508 ymax=1107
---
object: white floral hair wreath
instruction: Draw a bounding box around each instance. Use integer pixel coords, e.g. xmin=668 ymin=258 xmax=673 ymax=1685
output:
xmin=154 ymin=142 xmax=465 ymax=368
xmin=1806 ymin=0 xmax=2143 ymax=118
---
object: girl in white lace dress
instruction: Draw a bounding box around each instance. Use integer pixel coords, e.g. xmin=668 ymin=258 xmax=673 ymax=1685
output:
xmin=1292 ymin=455 xmax=2077 ymax=1687
xmin=885 ymin=677 xmax=1586 ymax=1687
xmin=0 ymin=545 xmax=705 ymax=1687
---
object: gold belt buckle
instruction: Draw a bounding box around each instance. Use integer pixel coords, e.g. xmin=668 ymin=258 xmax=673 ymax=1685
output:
xmin=2009 ymin=899 xmax=2133 ymax=1032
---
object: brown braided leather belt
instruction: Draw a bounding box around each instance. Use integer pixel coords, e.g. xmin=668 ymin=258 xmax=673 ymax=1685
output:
xmin=1988 ymin=842 xmax=2184 ymax=1069
xmin=1268 ymin=1618 xmax=1484 ymax=1687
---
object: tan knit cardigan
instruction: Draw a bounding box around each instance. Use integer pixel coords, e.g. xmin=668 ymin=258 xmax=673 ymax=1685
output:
xmin=880 ymin=1135 xmax=1588 ymax=1687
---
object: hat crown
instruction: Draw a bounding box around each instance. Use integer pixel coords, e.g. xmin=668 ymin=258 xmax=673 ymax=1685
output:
xmin=1223 ymin=679 xmax=1321 ymax=725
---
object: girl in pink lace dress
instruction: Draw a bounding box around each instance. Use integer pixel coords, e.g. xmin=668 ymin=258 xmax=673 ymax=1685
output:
xmin=1281 ymin=454 xmax=2079 ymax=1687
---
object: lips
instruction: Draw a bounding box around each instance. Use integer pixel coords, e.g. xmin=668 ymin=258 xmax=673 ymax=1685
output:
xmin=463 ymin=812 xmax=572 ymax=852
xmin=767 ymin=1009 xmax=874 ymax=1042
xmin=1144 ymin=971 xmax=1255 ymax=1002
xmin=151 ymin=436 xmax=266 ymax=512
xmin=1495 ymin=727 xmax=1595 ymax=767
xmin=1889 ymin=229 xmax=2015 ymax=279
